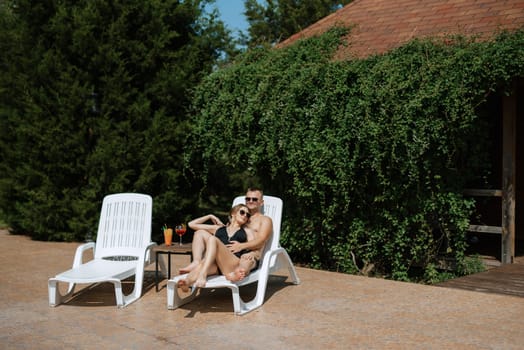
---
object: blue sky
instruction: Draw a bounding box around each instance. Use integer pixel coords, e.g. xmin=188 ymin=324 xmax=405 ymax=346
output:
xmin=209 ymin=0 xmax=249 ymax=38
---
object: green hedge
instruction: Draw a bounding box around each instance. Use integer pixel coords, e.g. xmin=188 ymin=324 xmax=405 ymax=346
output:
xmin=186 ymin=28 xmax=524 ymax=280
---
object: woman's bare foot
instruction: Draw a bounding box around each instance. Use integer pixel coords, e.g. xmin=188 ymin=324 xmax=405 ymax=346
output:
xmin=226 ymin=267 xmax=248 ymax=282
xmin=194 ymin=275 xmax=207 ymax=288
xmin=176 ymin=279 xmax=190 ymax=293
xmin=179 ymin=261 xmax=199 ymax=274
xmin=179 ymin=264 xmax=201 ymax=290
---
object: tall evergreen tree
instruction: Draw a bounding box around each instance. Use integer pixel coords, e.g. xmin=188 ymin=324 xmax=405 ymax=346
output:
xmin=243 ymin=0 xmax=352 ymax=47
xmin=0 ymin=0 xmax=233 ymax=241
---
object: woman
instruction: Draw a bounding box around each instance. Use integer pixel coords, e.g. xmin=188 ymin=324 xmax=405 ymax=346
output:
xmin=179 ymin=204 xmax=256 ymax=274
xmin=186 ymin=203 xmax=252 ymax=256
xmin=177 ymin=204 xmax=255 ymax=291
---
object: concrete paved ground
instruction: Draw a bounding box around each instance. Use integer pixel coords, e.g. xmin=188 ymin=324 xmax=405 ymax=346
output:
xmin=1 ymin=229 xmax=523 ymax=349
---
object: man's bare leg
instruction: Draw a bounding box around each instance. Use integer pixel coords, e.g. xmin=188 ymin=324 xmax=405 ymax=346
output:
xmin=179 ymin=230 xmax=210 ymax=274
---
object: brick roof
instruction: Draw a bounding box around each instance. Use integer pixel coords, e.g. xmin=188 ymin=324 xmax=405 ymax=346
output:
xmin=279 ymin=0 xmax=524 ymax=59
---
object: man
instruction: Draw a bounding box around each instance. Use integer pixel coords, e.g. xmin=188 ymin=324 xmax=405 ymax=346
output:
xmin=228 ymin=187 xmax=272 ymax=275
xmin=179 ymin=187 xmax=272 ymax=281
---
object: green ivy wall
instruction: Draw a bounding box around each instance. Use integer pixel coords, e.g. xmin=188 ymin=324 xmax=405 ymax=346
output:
xmin=186 ymin=28 xmax=524 ymax=281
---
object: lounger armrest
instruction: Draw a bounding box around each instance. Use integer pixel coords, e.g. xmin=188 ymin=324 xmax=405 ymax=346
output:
xmin=144 ymin=242 xmax=157 ymax=265
xmin=72 ymin=241 xmax=96 ymax=268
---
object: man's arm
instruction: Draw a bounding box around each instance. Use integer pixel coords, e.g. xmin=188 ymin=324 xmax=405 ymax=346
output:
xmin=229 ymin=216 xmax=273 ymax=252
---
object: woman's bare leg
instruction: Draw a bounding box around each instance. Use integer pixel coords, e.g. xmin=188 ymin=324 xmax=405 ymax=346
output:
xmin=190 ymin=236 xmax=243 ymax=287
xmin=226 ymin=253 xmax=256 ymax=282
xmin=177 ymin=258 xmax=219 ymax=291
xmin=179 ymin=230 xmax=210 ymax=274
xmin=179 ymin=262 xmax=203 ymax=291
xmin=193 ymin=236 xmax=220 ymax=287
xmin=178 ymin=236 xmax=249 ymax=289
xmin=211 ymin=238 xmax=250 ymax=280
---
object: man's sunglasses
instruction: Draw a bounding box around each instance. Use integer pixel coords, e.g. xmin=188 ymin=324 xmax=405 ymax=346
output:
xmin=239 ymin=209 xmax=251 ymax=218
xmin=245 ymin=197 xmax=259 ymax=202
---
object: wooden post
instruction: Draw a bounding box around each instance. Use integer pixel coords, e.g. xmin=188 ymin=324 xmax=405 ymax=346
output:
xmin=501 ymin=91 xmax=516 ymax=264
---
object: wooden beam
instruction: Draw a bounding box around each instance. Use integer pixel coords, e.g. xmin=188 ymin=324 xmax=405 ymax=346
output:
xmin=463 ymin=189 xmax=502 ymax=197
xmin=501 ymin=91 xmax=516 ymax=264
xmin=468 ymin=225 xmax=502 ymax=234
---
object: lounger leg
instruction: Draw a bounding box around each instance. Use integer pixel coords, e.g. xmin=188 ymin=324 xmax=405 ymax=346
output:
xmin=228 ymin=285 xmax=243 ymax=315
xmin=282 ymin=251 xmax=301 ymax=285
xmin=48 ymin=279 xmax=76 ymax=307
xmin=48 ymin=279 xmax=60 ymax=307
xmin=157 ymin=253 xmax=168 ymax=278
xmin=113 ymin=280 xmax=125 ymax=307
xmin=110 ymin=271 xmax=143 ymax=308
xmin=120 ymin=267 xmax=146 ymax=308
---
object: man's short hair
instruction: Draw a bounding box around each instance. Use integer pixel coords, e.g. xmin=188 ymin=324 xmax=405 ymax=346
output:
xmin=246 ymin=187 xmax=264 ymax=197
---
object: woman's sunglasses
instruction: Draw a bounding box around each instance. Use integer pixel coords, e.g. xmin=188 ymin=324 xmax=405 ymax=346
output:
xmin=239 ymin=209 xmax=251 ymax=218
